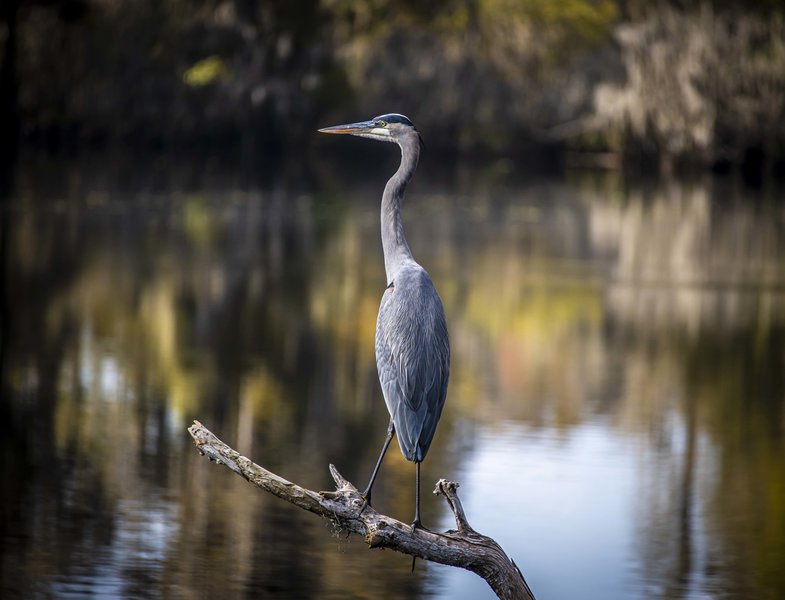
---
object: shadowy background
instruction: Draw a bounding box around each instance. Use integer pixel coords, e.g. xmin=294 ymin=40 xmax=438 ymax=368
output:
xmin=2 ymin=0 xmax=785 ymax=176
xmin=2 ymin=2 xmax=785 ymax=600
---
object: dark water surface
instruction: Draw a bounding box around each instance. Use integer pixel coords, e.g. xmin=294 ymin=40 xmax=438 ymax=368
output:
xmin=2 ymin=156 xmax=784 ymax=599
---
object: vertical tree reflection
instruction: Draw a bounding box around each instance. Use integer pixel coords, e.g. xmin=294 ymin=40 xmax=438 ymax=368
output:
xmin=1 ymin=158 xmax=784 ymax=598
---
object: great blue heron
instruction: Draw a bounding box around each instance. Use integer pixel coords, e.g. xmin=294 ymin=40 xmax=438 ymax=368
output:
xmin=319 ymin=114 xmax=450 ymax=531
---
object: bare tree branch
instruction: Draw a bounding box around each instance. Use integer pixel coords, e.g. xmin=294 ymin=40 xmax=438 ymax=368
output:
xmin=187 ymin=420 xmax=535 ymax=600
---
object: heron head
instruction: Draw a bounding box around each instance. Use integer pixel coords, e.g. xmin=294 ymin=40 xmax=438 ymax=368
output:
xmin=318 ymin=113 xmax=419 ymax=144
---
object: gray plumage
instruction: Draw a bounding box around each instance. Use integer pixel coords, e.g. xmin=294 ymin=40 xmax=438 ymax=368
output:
xmin=375 ymin=124 xmax=449 ymax=461
xmin=376 ymin=264 xmax=450 ymax=462
xmin=319 ymin=113 xmax=450 ymax=528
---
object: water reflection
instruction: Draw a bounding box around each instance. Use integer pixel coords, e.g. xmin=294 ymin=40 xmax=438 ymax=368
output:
xmin=1 ymin=158 xmax=784 ymax=599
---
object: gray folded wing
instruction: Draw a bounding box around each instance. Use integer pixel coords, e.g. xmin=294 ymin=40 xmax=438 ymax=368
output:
xmin=375 ymin=266 xmax=450 ymax=463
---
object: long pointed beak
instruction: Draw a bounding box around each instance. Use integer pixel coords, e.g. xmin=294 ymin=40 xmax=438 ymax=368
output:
xmin=318 ymin=120 xmax=375 ymax=135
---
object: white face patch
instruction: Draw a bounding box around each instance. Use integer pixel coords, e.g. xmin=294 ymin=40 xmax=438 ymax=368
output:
xmin=370 ymin=127 xmax=392 ymax=137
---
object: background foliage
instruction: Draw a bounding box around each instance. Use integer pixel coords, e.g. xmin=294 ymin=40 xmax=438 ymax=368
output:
xmin=2 ymin=0 xmax=785 ymax=170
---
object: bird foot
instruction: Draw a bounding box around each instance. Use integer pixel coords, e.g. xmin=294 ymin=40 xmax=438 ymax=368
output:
xmin=358 ymin=494 xmax=371 ymax=515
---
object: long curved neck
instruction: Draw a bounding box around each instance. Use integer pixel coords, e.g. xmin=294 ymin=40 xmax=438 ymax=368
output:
xmin=381 ymin=133 xmax=420 ymax=283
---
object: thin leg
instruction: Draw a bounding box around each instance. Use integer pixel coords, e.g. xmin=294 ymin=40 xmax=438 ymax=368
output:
xmin=411 ymin=462 xmax=422 ymax=573
xmin=411 ymin=461 xmax=422 ymax=531
xmin=360 ymin=420 xmax=395 ymax=513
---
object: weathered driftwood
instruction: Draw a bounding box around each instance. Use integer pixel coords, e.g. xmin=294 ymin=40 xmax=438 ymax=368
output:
xmin=188 ymin=420 xmax=535 ymax=600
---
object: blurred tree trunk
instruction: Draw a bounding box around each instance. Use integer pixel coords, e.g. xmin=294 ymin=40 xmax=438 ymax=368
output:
xmin=0 ymin=0 xmax=19 ymax=162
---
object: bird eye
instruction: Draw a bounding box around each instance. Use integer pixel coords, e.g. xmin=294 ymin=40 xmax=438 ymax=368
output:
xmin=376 ymin=120 xmax=387 ymax=127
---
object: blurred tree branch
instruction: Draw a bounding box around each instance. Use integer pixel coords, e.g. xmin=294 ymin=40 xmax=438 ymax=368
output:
xmin=187 ymin=420 xmax=536 ymax=600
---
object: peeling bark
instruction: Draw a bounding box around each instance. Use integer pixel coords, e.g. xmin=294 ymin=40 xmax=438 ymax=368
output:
xmin=188 ymin=420 xmax=535 ymax=600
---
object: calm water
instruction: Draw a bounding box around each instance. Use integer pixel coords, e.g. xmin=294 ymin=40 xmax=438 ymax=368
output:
xmin=2 ymin=155 xmax=784 ymax=599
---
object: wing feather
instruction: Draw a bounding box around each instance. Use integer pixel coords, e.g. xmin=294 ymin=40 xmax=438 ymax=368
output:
xmin=375 ymin=266 xmax=450 ymax=462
